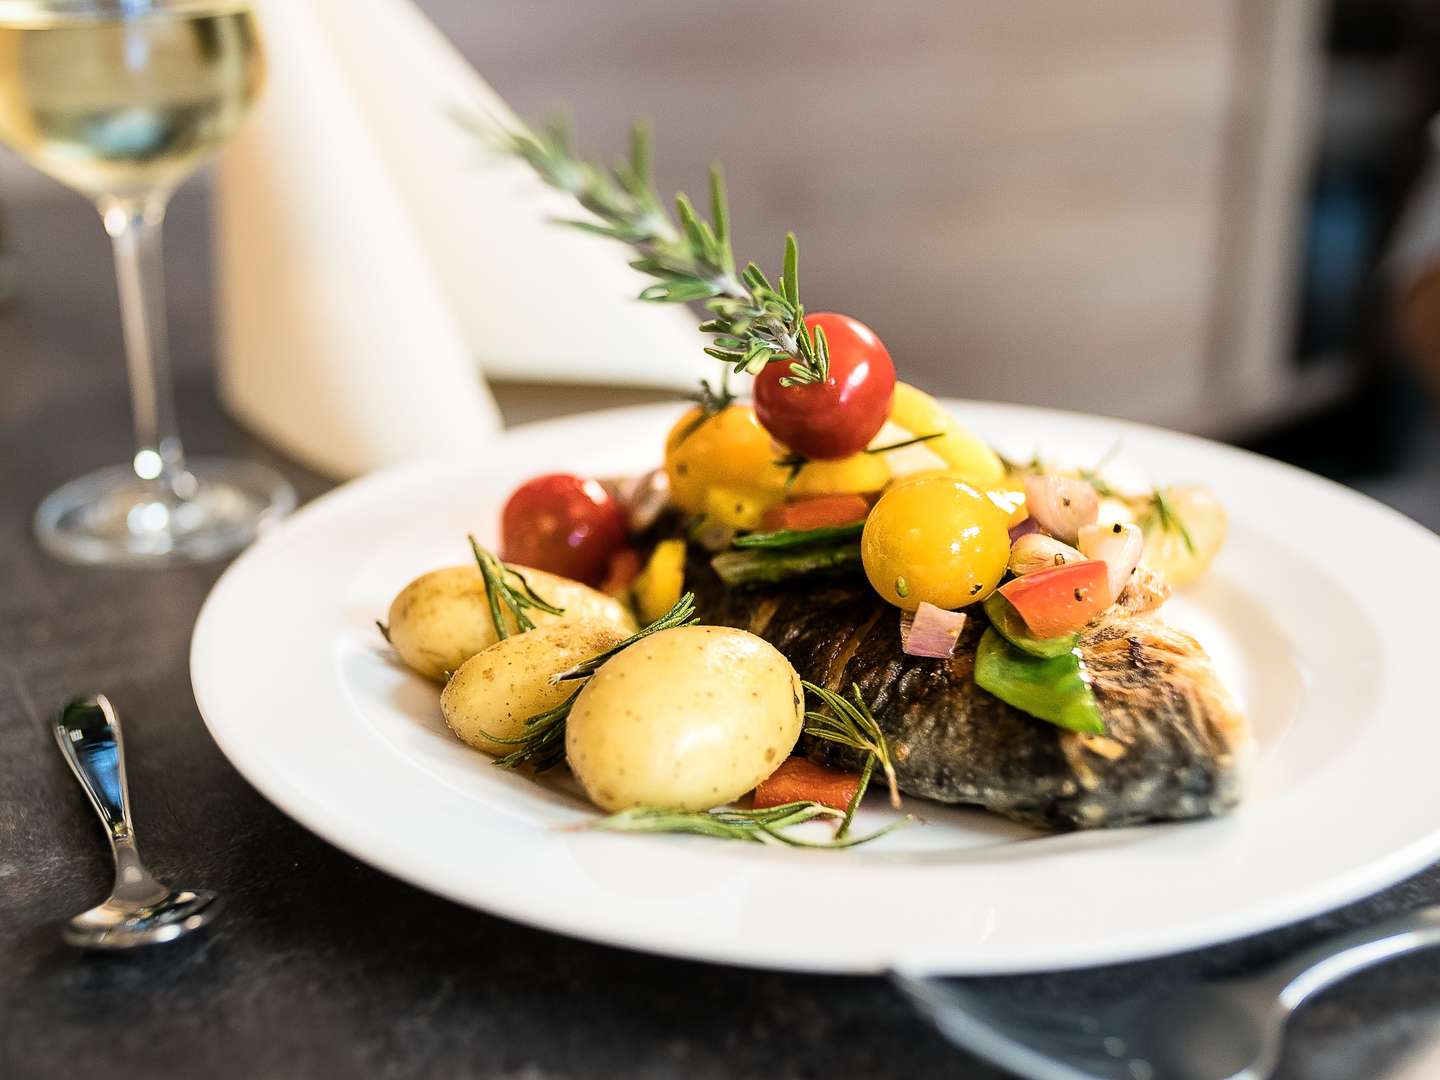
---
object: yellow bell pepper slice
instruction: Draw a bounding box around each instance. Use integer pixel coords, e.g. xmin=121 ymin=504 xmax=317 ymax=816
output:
xmin=634 ymin=539 xmax=686 ymax=624
xmin=703 ymin=485 xmax=781 ymax=531
xmin=887 ymin=382 xmax=1004 ymax=485
xmin=788 ymin=452 xmax=890 ymax=497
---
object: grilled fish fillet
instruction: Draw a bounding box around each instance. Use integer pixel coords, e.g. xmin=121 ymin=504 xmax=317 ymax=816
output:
xmin=690 ymin=564 xmax=1247 ymax=830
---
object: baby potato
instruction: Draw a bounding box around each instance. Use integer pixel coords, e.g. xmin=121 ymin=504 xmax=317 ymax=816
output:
xmin=386 ymin=564 xmax=636 ymax=681
xmin=566 ymin=625 xmax=804 ymax=813
xmin=441 ymin=619 xmax=628 ymax=756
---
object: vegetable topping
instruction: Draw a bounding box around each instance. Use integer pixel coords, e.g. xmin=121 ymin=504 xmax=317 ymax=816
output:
xmin=861 ymin=475 xmax=1010 ymax=611
xmin=998 ymin=559 xmax=1110 ymax=639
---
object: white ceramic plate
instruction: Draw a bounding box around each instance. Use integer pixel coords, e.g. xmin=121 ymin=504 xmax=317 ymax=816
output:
xmin=192 ymin=401 xmax=1440 ymax=975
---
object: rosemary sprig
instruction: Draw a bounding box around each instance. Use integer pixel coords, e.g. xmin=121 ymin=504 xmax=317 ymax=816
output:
xmin=1077 ymin=442 xmax=1123 ymax=498
xmin=997 ymin=449 xmax=1047 ymax=477
xmin=588 ymin=802 xmax=907 ymax=848
xmin=865 ymin=432 xmax=944 ymax=455
xmin=551 ymin=592 xmax=699 ymax=682
xmin=802 ymin=682 xmax=902 ymax=838
xmin=1145 ymin=486 xmax=1197 ymax=555
xmin=673 ymin=372 xmax=738 ymax=447
xmin=486 ymin=594 xmax=700 ymax=771
xmin=469 ymin=535 xmax=565 ymax=639
xmin=492 ymin=114 xmax=830 ymax=386
xmin=773 ymin=452 xmax=807 ymax=491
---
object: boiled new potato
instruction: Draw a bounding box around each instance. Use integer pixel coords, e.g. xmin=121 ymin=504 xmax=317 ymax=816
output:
xmin=441 ymin=619 xmax=628 ymax=756
xmin=566 ymin=625 xmax=804 ymax=812
xmin=386 ymin=564 xmax=636 ymax=681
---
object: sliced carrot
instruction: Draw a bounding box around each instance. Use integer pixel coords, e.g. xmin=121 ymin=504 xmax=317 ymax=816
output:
xmin=752 ymin=757 xmax=863 ymax=812
xmin=760 ymin=494 xmax=870 ymax=532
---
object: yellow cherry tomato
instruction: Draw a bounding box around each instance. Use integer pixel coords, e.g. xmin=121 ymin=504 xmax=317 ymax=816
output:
xmin=861 ymin=475 xmax=1010 ymax=611
xmin=887 ymin=382 xmax=1005 ymax=485
xmin=887 ymin=470 xmax=1027 ymax=528
xmin=789 ymin=451 xmax=891 ymax=497
xmin=664 ymin=405 xmax=788 ymax=514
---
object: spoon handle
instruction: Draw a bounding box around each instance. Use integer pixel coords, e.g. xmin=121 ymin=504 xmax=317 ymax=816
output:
xmin=54 ymin=695 xmax=136 ymax=848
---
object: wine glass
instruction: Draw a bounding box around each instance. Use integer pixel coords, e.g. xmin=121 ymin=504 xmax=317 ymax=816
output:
xmin=0 ymin=0 xmax=293 ymax=565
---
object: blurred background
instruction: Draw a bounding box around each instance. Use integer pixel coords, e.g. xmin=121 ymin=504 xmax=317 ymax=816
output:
xmin=3 ymin=0 xmax=1439 ymax=527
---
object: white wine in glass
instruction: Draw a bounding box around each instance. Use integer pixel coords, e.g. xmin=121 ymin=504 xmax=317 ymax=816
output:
xmin=0 ymin=0 xmax=293 ymax=565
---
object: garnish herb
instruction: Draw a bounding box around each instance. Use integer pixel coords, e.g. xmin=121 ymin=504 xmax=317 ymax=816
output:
xmin=587 ymin=801 xmax=906 ymax=848
xmin=673 ymin=373 xmax=738 ymax=447
xmin=1078 ymin=442 xmax=1123 ymax=498
xmin=732 ymin=522 xmax=866 ymax=549
xmin=1145 ymin=486 xmax=1197 ymax=555
xmin=895 ymin=576 xmax=910 ymax=599
xmin=469 ymin=535 xmax=564 ymax=640
xmin=773 ymin=451 xmax=808 ymax=491
xmin=865 ymin=432 xmax=944 ymax=455
xmin=802 ymin=682 xmax=902 ymax=838
xmin=485 ymin=594 xmax=700 ymax=771
xmin=551 ymin=592 xmax=699 ymax=682
xmin=488 ymin=114 xmax=830 ymax=387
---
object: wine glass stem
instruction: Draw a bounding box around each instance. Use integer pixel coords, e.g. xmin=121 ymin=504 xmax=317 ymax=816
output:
xmin=99 ymin=193 xmax=190 ymax=494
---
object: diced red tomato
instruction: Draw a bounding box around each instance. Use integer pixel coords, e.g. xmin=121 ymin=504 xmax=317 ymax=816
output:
xmin=760 ymin=494 xmax=870 ymax=532
xmin=998 ymin=559 xmax=1110 ymax=638
xmin=500 ymin=473 xmax=627 ymax=587
xmin=752 ymin=757 xmax=862 ymax=812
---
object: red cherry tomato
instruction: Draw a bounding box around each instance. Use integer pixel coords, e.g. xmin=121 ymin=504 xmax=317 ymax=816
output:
xmin=752 ymin=312 xmax=896 ymax=460
xmin=500 ymin=474 xmax=627 ymax=587
xmin=998 ymin=560 xmax=1110 ymax=638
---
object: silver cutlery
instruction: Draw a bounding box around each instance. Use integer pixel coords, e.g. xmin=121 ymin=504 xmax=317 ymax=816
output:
xmin=892 ymin=905 xmax=1440 ymax=1080
xmin=54 ymin=694 xmax=219 ymax=948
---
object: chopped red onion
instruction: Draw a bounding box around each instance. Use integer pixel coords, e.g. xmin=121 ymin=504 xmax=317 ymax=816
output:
xmin=1077 ymin=521 xmax=1145 ymax=602
xmin=900 ymin=602 xmax=967 ymax=658
xmin=1009 ymin=516 xmax=1040 ymax=543
xmin=1022 ymin=475 xmax=1099 ymax=544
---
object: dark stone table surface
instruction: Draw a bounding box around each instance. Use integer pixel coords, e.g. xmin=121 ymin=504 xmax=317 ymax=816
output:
xmin=3 ymin=188 xmax=1440 ymax=1080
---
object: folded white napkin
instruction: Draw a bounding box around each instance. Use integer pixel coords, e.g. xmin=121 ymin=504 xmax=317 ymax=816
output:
xmin=215 ymin=0 xmax=701 ymax=479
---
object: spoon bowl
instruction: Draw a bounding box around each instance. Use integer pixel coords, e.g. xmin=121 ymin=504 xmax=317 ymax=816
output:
xmin=62 ymin=888 xmax=221 ymax=950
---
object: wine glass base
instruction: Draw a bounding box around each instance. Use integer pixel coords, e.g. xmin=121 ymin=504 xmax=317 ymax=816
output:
xmin=34 ymin=458 xmax=297 ymax=568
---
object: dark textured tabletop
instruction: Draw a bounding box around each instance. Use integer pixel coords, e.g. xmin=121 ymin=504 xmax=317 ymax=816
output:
xmin=3 ymin=188 xmax=1440 ymax=1080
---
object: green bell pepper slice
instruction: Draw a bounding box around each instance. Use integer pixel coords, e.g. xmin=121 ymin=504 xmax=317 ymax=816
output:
xmin=982 ymin=592 xmax=1080 ymax=659
xmin=974 ymin=628 xmax=1105 ymax=734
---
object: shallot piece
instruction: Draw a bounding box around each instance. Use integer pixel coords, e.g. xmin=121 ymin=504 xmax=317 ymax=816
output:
xmin=900 ymin=602 xmax=967 ymax=658
xmin=1022 ymin=475 xmax=1099 ymax=544
xmin=621 ymin=468 xmax=671 ymax=533
xmin=1077 ymin=521 xmax=1145 ymax=602
xmin=1008 ymin=532 xmax=1085 ymax=577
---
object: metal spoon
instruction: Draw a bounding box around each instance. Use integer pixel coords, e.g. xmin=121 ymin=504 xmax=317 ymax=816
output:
xmin=53 ymin=695 xmax=219 ymax=948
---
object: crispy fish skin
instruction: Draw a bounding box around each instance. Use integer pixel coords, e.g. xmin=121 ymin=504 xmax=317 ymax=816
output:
xmin=691 ymin=564 xmax=1245 ymax=830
